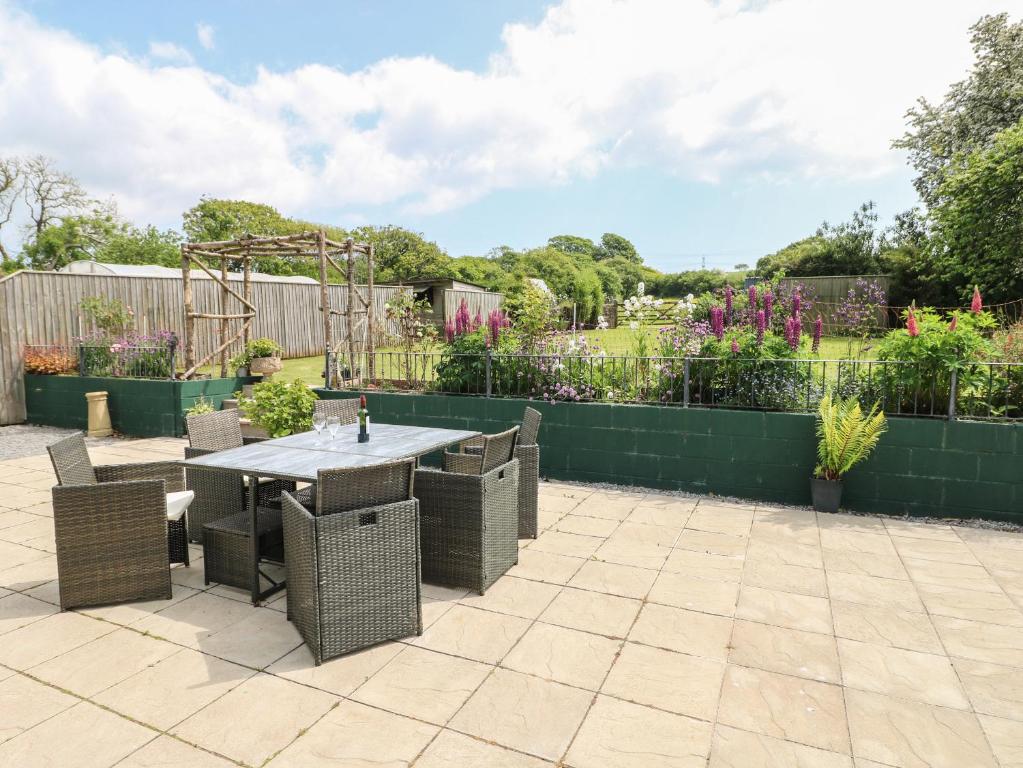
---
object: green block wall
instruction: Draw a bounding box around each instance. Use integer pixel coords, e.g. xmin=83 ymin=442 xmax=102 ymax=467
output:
xmin=318 ymin=390 xmax=1023 ymax=522
xmin=25 ymin=375 xmax=255 ymax=438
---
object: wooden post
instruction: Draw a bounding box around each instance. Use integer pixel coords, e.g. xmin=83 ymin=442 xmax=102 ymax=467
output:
xmin=346 ymin=238 xmax=357 ymax=384
xmin=181 ymin=246 xmax=194 ymax=376
xmin=243 ymin=256 xmax=252 ymax=346
xmin=219 ymin=255 xmax=228 ymax=378
xmin=317 ymin=231 xmax=332 ymax=387
xmin=367 ymin=243 xmax=376 ymax=381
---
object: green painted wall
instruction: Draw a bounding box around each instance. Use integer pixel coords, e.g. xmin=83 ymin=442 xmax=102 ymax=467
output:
xmin=25 ymin=375 xmax=255 ymax=438
xmin=318 ymin=390 xmax=1023 ymax=523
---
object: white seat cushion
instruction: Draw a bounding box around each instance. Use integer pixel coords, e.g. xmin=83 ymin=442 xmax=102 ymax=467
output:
xmin=166 ymin=490 xmax=195 ymax=522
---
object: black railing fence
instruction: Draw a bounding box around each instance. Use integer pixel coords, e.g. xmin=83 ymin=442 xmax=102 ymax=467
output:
xmin=327 ymin=350 xmax=1023 ymax=421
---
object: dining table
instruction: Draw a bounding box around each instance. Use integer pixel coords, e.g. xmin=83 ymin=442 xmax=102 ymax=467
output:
xmin=181 ymin=422 xmax=481 ymax=604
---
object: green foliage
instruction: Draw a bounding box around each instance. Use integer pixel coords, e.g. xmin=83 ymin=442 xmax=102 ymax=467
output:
xmin=79 ymin=296 xmax=134 ymax=335
xmin=352 ymin=225 xmax=452 ymax=283
xmin=22 ymin=208 xmax=123 ymax=270
xmin=894 ymin=13 xmax=1023 ymax=208
xmin=504 ymin=282 xmax=556 ymax=351
xmin=246 ymin=338 xmax=282 ymax=359
xmin=548 ymin=235 xmax=597 ymax=258
xmin=503 ymin=246 xmax=604 ymax=323
xmin=185 ymin=396 xmax=215 ymax=417
xmin=814 ymin=393 xmax=887 ymax=480
xmin=650 ymin=269 xmax=732 ymax=298
xmin=435 ymin=327 xmax=518 ymax=394
xmin=594 ymin=232 xmax=640 ymax=263
xmin=96 ymin=225 xmax=181 ymax=267
xmin=240 ymin=378 xmax=316 ymax=437
xmin=925 ymin=117 xmax=1023 ymax=304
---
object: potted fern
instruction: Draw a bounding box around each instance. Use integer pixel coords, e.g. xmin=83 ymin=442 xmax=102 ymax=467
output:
xmin=812 ymin=393 xmax=887 ymax=513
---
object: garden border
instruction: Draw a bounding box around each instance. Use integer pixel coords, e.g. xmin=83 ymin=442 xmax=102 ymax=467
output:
xmin=319 ymin=389 xmax=1023 ymax=523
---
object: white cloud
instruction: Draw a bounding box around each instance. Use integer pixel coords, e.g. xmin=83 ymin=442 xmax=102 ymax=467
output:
xmin=148 ymin=41 xmax=194 ymax=65
xmin=196 ymin=22 xmax=215 ymax=51
xmin=0 ymin=0 xmax=1010 ymax=229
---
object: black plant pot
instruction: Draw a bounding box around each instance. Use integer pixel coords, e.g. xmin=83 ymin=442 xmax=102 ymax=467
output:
xmin=811 ymin=477 xmax=843 ymax=513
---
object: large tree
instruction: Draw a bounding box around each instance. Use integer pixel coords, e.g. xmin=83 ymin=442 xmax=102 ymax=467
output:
xmin=0 ymin=157 xmax=21 ymax=261
xmin=21 ymin=155 xmax=88 ymax=238
xmin=925 ymin=117 xmax=1023 ymax=304
xmin=350 ymin=225 xmax=451 ymax=284
xmin=594 ymin=232 xmax=641 ymax=263
xmin=894 ymin=14 xmax=1023 ymax=208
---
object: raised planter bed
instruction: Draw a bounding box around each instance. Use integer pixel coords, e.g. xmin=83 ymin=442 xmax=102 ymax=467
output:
xmin=25 ymin=374 xmax=257 ymax=437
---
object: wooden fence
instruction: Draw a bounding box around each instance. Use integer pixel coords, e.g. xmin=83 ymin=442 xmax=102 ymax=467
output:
xmin=0 ymin=270 xmax=415 ymax=425
xmin=776 ymin=275 xmax=891 ymax=334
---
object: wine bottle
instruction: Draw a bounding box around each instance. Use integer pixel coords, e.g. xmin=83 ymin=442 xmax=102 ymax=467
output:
xmin=358 ymin=394 xmax=369 ymax=443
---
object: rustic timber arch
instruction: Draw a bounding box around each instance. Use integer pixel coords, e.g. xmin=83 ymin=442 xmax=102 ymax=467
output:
xmin=180 ymin=232 xmax=376 ymax=383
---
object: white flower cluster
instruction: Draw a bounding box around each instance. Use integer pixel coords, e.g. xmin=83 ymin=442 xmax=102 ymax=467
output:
xmin=673 ymin=293 xmax=696 ymax=318
xmin=596 ymin=315 xmax=609 ymax=330
xmin=622 ymin=282 xmax=664 ymax=327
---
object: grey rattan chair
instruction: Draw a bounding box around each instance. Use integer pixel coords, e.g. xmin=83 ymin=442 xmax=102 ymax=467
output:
xmin=282 ymin=459 xmax=422 ymax=664
xmin=416 ymin=427 xmax=519 ymax=595
xmin=460 ymin=407 xmax=542 ymax=538
xmin=313 ymin=398 xmax=359 ymax=424
xmin=47 ymin=434 xmax=183 ymax=610
xmin=184 ymin=410 xmax=289 ymax=544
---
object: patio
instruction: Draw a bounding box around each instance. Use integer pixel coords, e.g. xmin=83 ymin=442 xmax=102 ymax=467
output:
xmin=0 ymin=435 xmax=1021 ymax=767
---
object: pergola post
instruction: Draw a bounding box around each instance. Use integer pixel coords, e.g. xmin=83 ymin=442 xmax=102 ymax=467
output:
xmin=345 ymin=238 xmax=357 ymax=384
xmin=219 ymin=256 xmax=229 ymax=378
xmin=367 ymin=243 xmax=376 ymax=381
xmin=317 ymin=230 xmax=332 ymax=387
xmin=243 ymin=257 xmax=252 ymax=347
xmin=181 ymin=245 xmax=194 ymax=375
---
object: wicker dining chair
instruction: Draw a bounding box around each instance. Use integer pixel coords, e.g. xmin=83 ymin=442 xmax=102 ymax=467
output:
xmin=184 ymin=409 xmax=290 ymax=544
xmin=459 ymin=407 xmax=542 ymax=538
xmin=282 ymin=459 xmax=421 ymax=664
xmin=47 ymin=433 xmax=186 ymax=609
xmin=313 ymin=398 xmax=359 ymax=424
xmin=416 ymin=426 xmax=519 ymax=595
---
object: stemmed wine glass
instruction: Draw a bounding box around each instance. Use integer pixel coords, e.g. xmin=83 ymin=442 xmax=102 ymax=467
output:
xmin=312 ymin=412 xmax=326 ymax=441
xmin=326 ymin=415 xmax=340 ymax=440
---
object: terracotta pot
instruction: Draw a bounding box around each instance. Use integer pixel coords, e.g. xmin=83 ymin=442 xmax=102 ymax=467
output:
xmin=249 ymin=356 xmax=282 ymax=375
xmin=811 ymin=477 xmax=843 ymax=513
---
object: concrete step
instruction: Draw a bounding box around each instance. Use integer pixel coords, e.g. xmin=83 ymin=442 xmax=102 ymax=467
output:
xmin=221 ymin=399 xmax=239 ymax=410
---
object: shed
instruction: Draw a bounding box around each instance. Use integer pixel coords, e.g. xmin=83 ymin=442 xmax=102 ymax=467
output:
xmin=402 ymin=278 xmax=500 ymax=327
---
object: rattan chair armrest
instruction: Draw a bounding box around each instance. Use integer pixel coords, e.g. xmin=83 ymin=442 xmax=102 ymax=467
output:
xmin=442 ymin=451 xmax=484 ymax=475
xmin=95 ymin=461 xmax=183 ymax=493
xmin=243 ymin=436 xmax=267 ymax=444
xmin=460 ymin=435 xmax=485 ymax=453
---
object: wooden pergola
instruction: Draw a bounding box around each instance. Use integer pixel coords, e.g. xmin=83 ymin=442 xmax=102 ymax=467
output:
xmin=180 ymin=232 xmax=376 ymax=383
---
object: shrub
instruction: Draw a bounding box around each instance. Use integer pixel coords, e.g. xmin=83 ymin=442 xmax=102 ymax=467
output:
xmin=239 ymin=378 xmax=315 ymax=437
xmin=24 ymin=346 xmax=76 ymax=375
xmin=185 ymin=396 xmax=215 ymax=417
xmin=246 ymin=338 xmax=282 ymax=358
xmin=79 ymin=296 xmax=134 ymax=336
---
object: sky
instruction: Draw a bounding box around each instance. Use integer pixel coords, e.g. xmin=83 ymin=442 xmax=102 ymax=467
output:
xmin=0 ymin=0 xmax=1017 ymax=270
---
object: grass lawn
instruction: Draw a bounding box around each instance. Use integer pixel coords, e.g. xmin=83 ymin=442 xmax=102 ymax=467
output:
xmin=271 ymin=332 xmax=880 ymax=387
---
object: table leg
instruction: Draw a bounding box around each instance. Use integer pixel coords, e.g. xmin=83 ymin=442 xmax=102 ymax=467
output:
xmin=248 ymin=473 xmax=260 ymax=605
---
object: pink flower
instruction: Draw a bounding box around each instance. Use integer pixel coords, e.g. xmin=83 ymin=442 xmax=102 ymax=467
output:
xmin=730 ymin=339 xmax=740 ymax=355
xmin=763 ymin=290 xmax=773 ymax=320
xmin=971 ymin=286 xmax=983 ymax=314
xmin=907 ymin=308 xmax=919 ymax=337
xmin=948 ymin=314 xmax=958 ymax=332
xmin=812 ymin=315 xmax=822 ymax=353
xmin=444 ymin=319 xmax=455 ymax=343
xmin=755 ymin=310 xmax=766 ymax=345
xmin=710 ymin=306 xmax=725 ymax=341
xmin=792 ymin=291 xmax=801 ymax=317
xmin=724 ymin=286 xmax=734 ymax=326
xmin=785 ymin=315 xmax=801 ymax=350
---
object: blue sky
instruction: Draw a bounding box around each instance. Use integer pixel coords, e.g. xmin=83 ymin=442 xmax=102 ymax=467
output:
xmin=1 ymin=1 xmax=1000 ymax=270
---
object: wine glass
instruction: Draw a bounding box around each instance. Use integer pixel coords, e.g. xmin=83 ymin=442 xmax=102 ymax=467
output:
xmin=312 ymin=412 xmax=326 ymax=440
xmin=326 ymin=415 xmax=340 ymax=440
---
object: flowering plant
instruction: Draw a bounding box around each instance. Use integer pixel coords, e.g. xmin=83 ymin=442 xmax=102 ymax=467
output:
xmin=621 ymin=281 xmax=663 ymax=358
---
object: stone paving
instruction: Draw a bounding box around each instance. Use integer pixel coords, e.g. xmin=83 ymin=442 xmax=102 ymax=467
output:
xmin=0 ymin=435 xmax=1021 ymax=767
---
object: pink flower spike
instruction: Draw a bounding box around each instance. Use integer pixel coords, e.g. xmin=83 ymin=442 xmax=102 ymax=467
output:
xmin=730 ymin=339 xmax=740 ymax=355
xmin=948 ymin=314 xmax=958 ymax=332
xmin=907 ymin=308 xmax=920 ymax=338
xmin=812 ymin=315 xmax=822 ymax=353
xmin=971 ymin=286 xmax=983 ymax=314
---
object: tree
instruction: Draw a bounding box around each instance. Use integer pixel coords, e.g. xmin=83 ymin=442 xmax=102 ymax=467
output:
xmin=21 ymin=207 xmax=123 ymax=270
xmin=21 ymin=155 xmax=88 ymax=238
xmin=0 ymin=157 xmax=21 ymax=261
xmin=350 ymin=225 xmax=452 ymax=284
xmin=96 ymin=225 xmax=182 ymax=267
xmin=733 ymin=263 xmax=750 ymax=271
xmin=547 ymin=235 xmax=597 ymax=258
xmin=925 ymin=117 xmax=1023 ymax=304
xmin=594 ymin=232 xmax=641 ymax=263
xmin=894 ymin=14 xmax=1023 ymax=207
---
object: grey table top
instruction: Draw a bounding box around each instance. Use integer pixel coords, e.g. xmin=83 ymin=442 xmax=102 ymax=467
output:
xmin=182 ymin=423 xmax=480 ymax=482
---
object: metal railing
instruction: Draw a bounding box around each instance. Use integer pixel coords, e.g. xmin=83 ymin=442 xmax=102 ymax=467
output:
xmin=326 ymin=350 xmax=1023 ymax=421
xmin=24 ymin=339 xmax=178 ymax=380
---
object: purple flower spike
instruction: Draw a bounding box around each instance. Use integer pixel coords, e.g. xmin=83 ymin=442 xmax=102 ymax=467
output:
xmin=731 ymin=339 xmax=740 ymax=355
xmin=792 ymin=291 xmax=801 ymax=318
xmin=725 ymin=285 xmax=734 ymax=326
xmin=763 ymin=290 xmax=773 ymax=321
xmin=756 ymin=309 xmax=766 ymax=345
xmin=785 ymin=315 xmax=801 ymax=350
xmin=748 ymin=284 xmax=757 ymax=308
xmin=710 ymin=306 xmax=725 ymax=341
xmin=812 ymin=315 xmax=822 ymax=353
